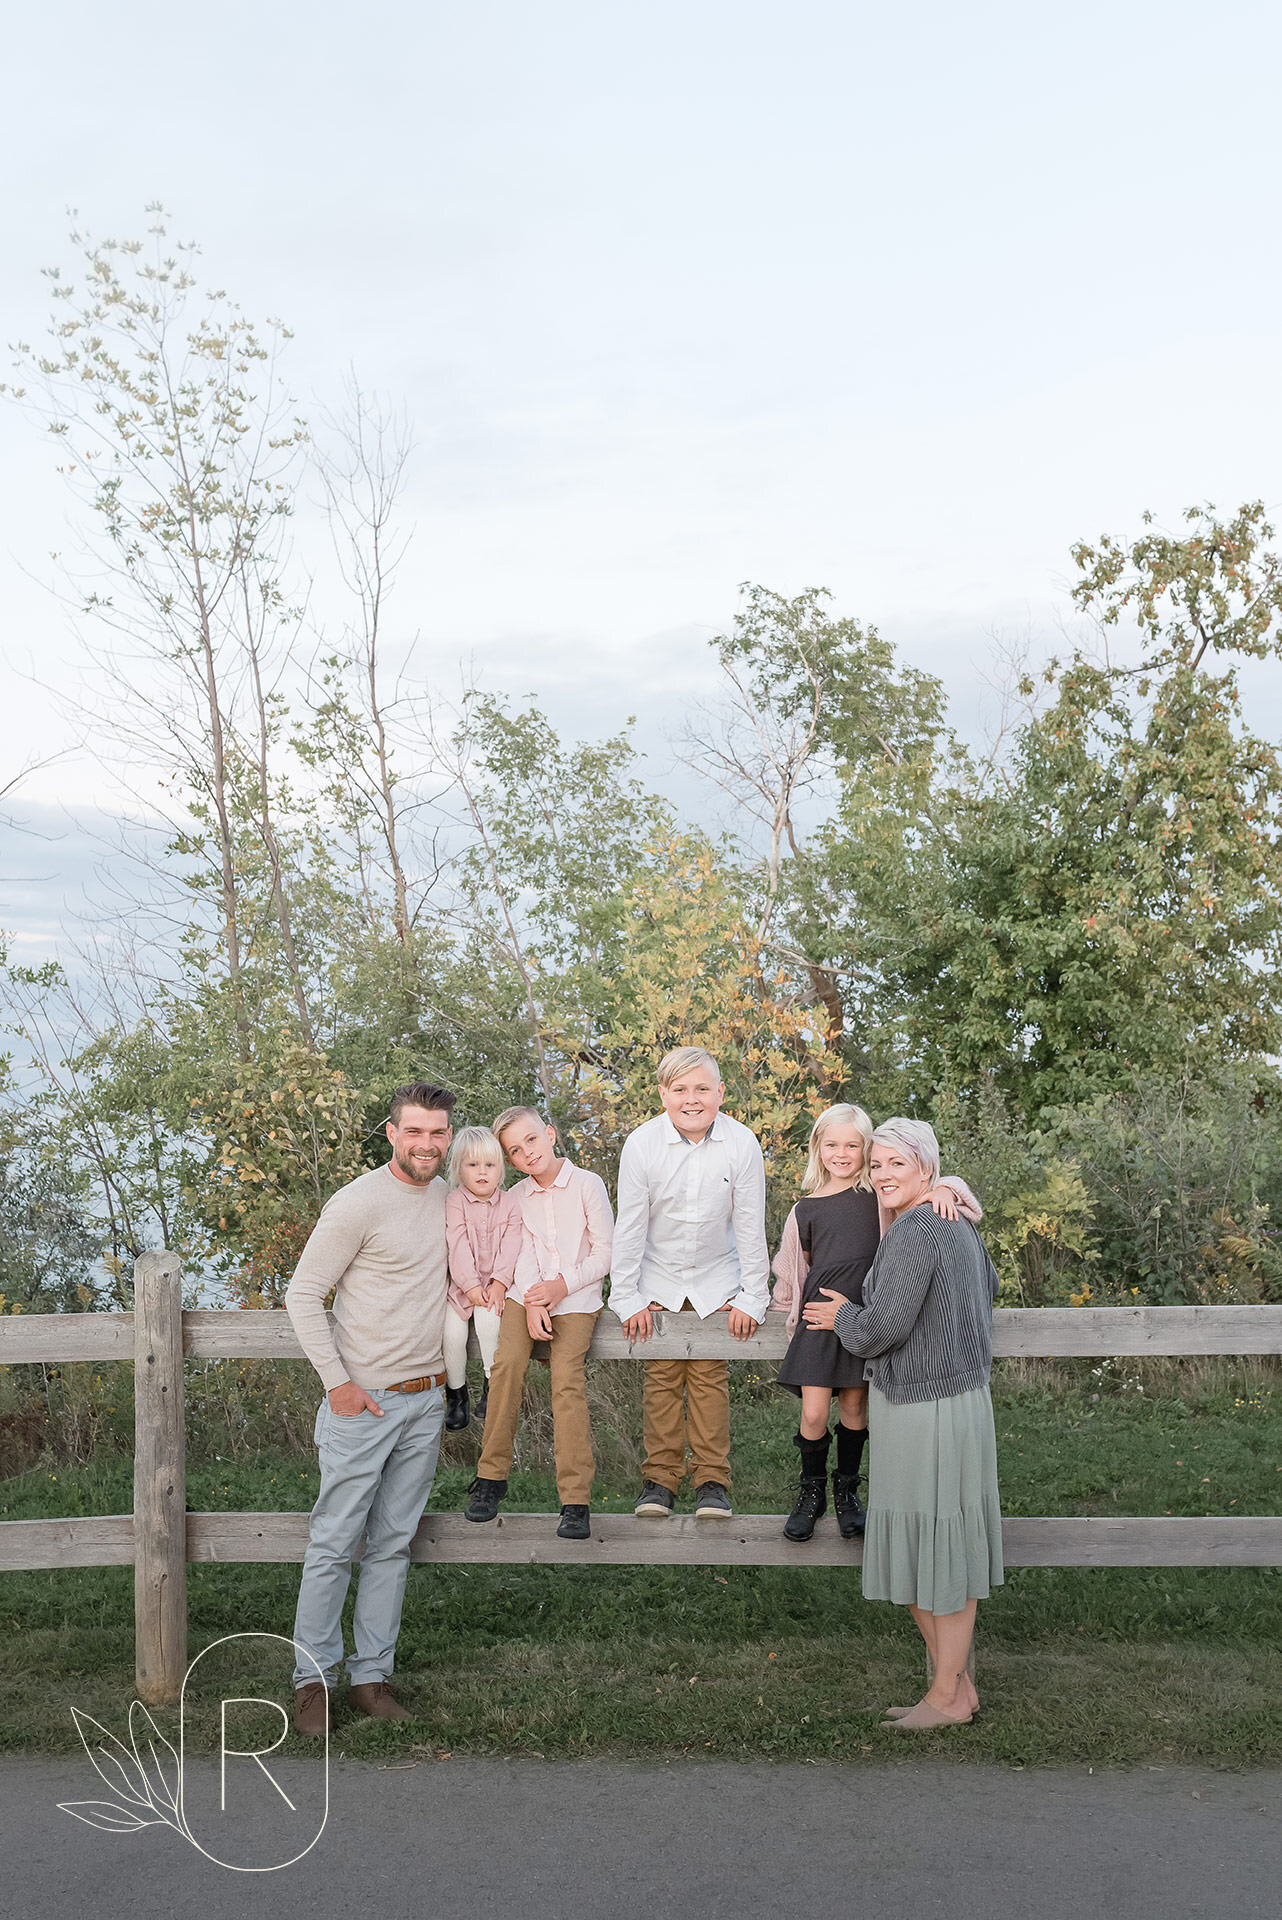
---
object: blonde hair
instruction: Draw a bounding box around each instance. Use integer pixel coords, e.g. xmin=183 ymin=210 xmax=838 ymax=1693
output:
xmin=491 ymin=1105 xmax=552 ymax=1152
xmin=870 ymin=1117 xmax=940 ymax=1186
xmin=448 ymin=1126 xmax=505 ymax=1189
xmin=802 ymin=1102 xmax=875 ymax=1194
xmin=656 ymin=1046 xmax=721 ymax=1088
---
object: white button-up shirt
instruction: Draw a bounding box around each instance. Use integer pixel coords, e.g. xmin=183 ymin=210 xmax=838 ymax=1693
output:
xmin=607 ymin=1111 xmax=770 ymax=1324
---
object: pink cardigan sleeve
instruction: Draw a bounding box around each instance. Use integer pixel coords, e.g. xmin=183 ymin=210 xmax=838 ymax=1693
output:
xmin=769 ymin=1206 xmax=809 ymax=1332
xmin=445 ymin=1189 xmax=478 ymax=1318
xmin=940 ymin=1175 xmax=982 ymax=1223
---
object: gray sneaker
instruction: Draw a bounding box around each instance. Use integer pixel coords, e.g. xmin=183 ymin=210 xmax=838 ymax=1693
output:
xmin=634 ymin=1481 xmax=675 ymax=1517
xmin=694 ymin=1481 xmax=733 ymax=1519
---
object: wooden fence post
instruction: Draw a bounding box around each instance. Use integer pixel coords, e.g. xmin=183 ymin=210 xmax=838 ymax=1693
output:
xmin=133 ymin=1251 xmax=187 ymax=1705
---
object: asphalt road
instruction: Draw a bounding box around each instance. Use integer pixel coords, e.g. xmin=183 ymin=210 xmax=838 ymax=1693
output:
xmin=4 ymin=1754 xmax=1279 ymax=1920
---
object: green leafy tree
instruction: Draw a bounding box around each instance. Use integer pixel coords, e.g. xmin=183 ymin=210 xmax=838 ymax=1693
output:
xmin=819 ymin=505 xmax=1282 ymax=1117
xmin=685 ymin=583 xmax=951 ymax=1079
xmin=0 ymin=1054 xmax=102 ymax=1312
xmin=2 ymin=211 xmax=310 ymax=1051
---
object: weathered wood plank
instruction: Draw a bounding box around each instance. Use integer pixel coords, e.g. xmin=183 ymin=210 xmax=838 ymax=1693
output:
xmin=993 ymin=1305 xmax=1282 ymax=1357
xmin=188 ymin=1510 xmax=312 ymax=1562
xmin=182 ymin=1510 xmax=1282 ymax=1569
xmin=0 ymin=1515 xmax=135 ymax=1569
xmin=9 ymin=1509 xmax=1279 ymax=1572
xmin=0 ymin=1303 xmax=1277 ymax=1366
xmin=0 ymin=1313 xmax=134 ymax=1362
xmin=133 ymin=1253 xmax=188 ymax=1704
xmin=182 ymin=1303 xmax=1282 ymax=1362
xmin=183 ymin=1309 xmax=309 ymax=1357
xmin=1001 ymin=1515 xmax=1282 ymax=1566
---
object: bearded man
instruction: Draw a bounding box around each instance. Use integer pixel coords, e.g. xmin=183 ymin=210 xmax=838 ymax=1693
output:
xmin=285 ymin=1081 xmax=455 ymax=1734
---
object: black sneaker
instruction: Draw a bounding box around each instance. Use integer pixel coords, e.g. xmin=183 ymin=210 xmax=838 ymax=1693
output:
xmin=783 ymin=1475 xmax=827 ymax=1542
xmin=556 ymin=1504 xmax=591 ymax=1541
xmin=444 ymin=1385 xmax=470 ymax=1432
xmin=464 ymin=1476 xmax=507 ymax=1523
xmin=831 ymin=1471 xmax=866 ymax=1538
xmin=634 ymin=1481 xmax=675 ymax=1517
xmin=693 ymin=1481 xmax=733 ymax=1520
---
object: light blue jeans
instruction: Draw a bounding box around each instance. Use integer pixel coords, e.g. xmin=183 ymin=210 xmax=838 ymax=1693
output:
xmin=292 ymin=1386 xmax=444 ymax=1690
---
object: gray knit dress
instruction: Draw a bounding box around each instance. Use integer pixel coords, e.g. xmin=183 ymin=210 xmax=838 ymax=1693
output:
xmin=832 ymin=1206 xmax=1004 ymax=1614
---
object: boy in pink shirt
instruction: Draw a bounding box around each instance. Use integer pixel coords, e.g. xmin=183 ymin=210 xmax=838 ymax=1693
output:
xmin=443 ymin=1126 xmax=524 ymax=1430
xmin=464 ymin=1107 xmax=613 ymax=1540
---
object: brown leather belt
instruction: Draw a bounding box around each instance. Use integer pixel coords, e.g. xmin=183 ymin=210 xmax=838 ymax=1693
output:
xmin=385 ymin=1372 xmax=447 ymax=1394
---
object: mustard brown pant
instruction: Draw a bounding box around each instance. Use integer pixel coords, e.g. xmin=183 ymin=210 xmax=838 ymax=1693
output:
xmin=477 ymin=1298 xmax=598 ymax=1504
xmin=642 ymin=1303 xmax=731 ymax=1492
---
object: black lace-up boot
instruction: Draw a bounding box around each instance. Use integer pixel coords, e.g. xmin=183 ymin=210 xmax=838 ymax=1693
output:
xmin=832 ymin=1421 xmax=867 ymax=1537
xmin=783 ymin=1430 xmax=830 ymax=1541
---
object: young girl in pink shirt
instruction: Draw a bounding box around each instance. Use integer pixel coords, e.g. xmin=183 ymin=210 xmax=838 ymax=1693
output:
xmin=443 ymin=1126 xmax=523 ymax=1431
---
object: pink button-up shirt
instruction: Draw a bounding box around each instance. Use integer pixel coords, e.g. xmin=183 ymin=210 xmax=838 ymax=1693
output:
xmin=445 ymin=1185 xmax=525 ymax=1318
xmin=509 ymin=1159 xmax=614 ymax=1316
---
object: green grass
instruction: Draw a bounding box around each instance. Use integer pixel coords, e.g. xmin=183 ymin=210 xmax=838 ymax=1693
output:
xmin=2 ymin=1359 xmax=1280 ymax=1766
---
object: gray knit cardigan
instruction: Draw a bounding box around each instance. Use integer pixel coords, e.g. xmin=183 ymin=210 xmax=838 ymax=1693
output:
xmin=832 ymin=1205 xmax=999 ymax=1406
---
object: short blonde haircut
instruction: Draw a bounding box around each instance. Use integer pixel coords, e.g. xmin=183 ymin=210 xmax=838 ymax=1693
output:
xmin=491 ymin=1105 xmax=551 ymax=1152
xmin=448 ymin=1126 xmax=505 ymax=1189
xmin=656 ymin=1046 xmax=721 ymax=1088
xmin=802 ymin=1102 xmax=875 ymax=1194
xmin=870 ymin=1117 xmax=940 ymax=1187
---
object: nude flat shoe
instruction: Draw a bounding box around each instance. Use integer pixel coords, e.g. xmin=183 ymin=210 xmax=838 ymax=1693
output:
xmin=882 ymin=1699 xmax=973 ymax=1729
xmin=884 ymin=1698 xmax=981 ymax=1721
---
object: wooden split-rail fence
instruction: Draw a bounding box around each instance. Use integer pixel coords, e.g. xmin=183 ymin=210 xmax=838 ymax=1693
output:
xmin=2 ymin=1252 xmax=1280 ymax=1703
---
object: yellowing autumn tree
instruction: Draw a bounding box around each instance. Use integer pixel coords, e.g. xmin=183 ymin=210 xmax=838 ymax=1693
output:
xmin=566 ymin=836 xmax=841 ymax=1225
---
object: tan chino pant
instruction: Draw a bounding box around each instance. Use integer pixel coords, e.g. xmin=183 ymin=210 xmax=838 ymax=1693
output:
xmin=477 ymin=1299 xmax=598 ymax=1504
xmin=641 ymin=1301 xmax=731 ymax=1492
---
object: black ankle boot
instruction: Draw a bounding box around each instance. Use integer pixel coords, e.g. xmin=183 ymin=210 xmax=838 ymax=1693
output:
xmin=783 ymin=1430 xmax=830 ymax=1542
xmin=784 ymin=1475 xmax=827 ymax=1541
xmin=444 ymin=1384 xmax=470 ymax=1431
xmin=831 ymin=1471 xmax=866 ymax=1538
xmin=832 ymin=1422 xmax=866 ymax=1538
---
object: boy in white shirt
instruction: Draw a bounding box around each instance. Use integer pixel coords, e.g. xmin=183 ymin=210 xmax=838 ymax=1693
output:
xmin=609 ymin=1047 xmax=769 ymax=1519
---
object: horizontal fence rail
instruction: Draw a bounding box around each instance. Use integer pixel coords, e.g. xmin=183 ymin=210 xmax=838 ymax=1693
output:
xmin=4 ymin=1302 xmax=1282 ymax=1364
xmin=2 ymin=1259 xmax=1280 ymax=1701
xmin=6 ymin=1512 xmax=1282 ymax=1576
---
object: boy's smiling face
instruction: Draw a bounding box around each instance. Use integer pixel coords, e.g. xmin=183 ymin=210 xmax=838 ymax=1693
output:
xmin=499 ymin=1116 xmax=561 ymax=1185
xmin=659 ymin=1067 xmax=725 ymax=1143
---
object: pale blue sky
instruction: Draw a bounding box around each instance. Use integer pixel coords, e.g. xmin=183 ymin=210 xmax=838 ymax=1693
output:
xmin=3 ymin=0 xmax=1282 ymax=954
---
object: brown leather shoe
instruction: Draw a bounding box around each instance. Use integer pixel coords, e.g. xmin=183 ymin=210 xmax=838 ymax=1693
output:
xmin=348 ymin=1680 xmax=411 ymax=1722
xmin=293 ymin=1682 xmax=331 ymax=1737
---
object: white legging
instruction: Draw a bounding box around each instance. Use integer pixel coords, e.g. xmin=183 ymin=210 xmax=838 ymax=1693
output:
xmin=443 ymin=1302 xmax=503 ymax=1391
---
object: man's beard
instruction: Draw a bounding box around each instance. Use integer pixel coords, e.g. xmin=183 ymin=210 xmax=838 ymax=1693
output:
xmin=392 ymin=1144 xmax=442 ymax=1184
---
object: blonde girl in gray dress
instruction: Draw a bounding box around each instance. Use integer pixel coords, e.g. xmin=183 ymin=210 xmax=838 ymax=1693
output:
xmin=804 ymin=1118 xmax=1003 ymax=1729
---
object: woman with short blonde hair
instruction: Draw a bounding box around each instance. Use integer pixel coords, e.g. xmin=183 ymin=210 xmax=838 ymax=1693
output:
xmin=771 ymin=1105 xmax=980 ymax=1545
xmin=804 ymin=1118 xmax=1004 ymax=1726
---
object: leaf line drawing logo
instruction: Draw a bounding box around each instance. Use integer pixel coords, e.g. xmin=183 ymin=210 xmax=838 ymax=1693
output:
xmin=58 ymin=1631 xmax=329 ymax=1872
xmin=60 ymin=1700 xmax=188 ymax=1838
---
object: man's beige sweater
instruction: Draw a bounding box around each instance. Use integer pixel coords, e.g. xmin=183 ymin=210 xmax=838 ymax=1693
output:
xmin=284 ymin=1164 xmax=449 ymax=1391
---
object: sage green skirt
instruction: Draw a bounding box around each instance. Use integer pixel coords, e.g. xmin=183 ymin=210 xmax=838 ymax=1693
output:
xmin=862 ymin=1382 xmax=1004 ymax=1614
